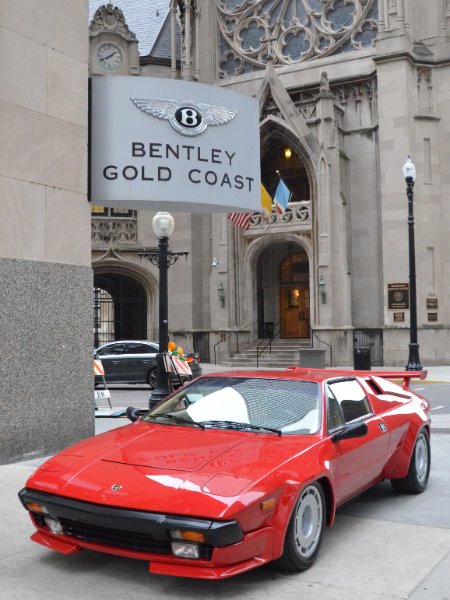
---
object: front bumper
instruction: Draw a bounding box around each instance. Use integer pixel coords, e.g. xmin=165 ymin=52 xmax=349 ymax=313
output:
xmin=19 ymin=488 xmax=275 ymax=579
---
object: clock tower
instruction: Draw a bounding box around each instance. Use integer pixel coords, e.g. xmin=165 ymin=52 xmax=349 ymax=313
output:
xmin=89 ymin=3 xmax=140 ymax=76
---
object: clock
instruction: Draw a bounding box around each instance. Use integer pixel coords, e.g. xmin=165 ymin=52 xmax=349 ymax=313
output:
xmin=96 ymin=42 xmax=123 ymax=72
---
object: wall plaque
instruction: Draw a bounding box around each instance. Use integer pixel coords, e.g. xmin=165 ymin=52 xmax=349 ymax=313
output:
xmin=393 ymin=312 xmax=405 ymax=323
xmin=388 ymin=283 xmax=409 ymax=310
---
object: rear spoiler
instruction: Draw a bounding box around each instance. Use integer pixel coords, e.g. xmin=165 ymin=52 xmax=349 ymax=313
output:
xmin=285 ymin=367 xmax=427 ymax=391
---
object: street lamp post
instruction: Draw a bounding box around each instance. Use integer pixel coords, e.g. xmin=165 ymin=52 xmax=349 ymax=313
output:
xmin=403 ymin=158 xmax=422 ymax=371
xmin=139 ymin=212 xmax=188 ymax=408
xmin=150 ymin=212 xmax=174 ymax=405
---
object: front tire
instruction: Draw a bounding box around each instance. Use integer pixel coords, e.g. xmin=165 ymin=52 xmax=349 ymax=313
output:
xmin=391 ymin=429 xmax=430 ymax=494
xmin=276 ymin=482 xmax=326 ymax=572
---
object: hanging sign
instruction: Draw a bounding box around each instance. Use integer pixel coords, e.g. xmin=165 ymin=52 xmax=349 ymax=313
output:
xmin=89 ymin=76 xmax=261 ymax=213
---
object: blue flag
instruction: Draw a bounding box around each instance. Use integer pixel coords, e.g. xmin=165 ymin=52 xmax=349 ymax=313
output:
xmin=274 ymin=178 xmax=291 ymax=214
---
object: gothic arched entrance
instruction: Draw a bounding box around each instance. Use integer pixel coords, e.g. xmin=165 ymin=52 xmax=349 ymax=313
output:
xmin=93 ymin=272 xmax=147 ymax=347
xmin=279 ymin=251 xmax=310 ymax=338
xmin=256 ymin=242 xmax=310 ymax=339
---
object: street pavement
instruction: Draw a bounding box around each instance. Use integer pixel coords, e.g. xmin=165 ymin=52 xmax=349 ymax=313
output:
xmin=1 ymin=364 xmax=450 ymax=599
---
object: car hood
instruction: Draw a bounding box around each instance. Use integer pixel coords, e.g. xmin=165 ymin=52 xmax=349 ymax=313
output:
xmin=27 ymin=421 xmax=316 ymax=518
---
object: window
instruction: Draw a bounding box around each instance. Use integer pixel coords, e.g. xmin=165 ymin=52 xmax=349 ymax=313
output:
xmin=91 ymin=206 xmax=136 ymax=218
xmin=124 ymin=343 xmax=156 ymax=355
xmin=97 ymin=343 xmax=125 ymax=356
xmin=145 ymin=377 xmax=321 ymax=434
xmin=327 ymin=379 xmax=372 ymax=425
xmin=327 ymin=394 xmax=345 ymax=432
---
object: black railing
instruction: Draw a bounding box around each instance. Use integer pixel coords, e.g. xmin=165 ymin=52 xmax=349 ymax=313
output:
xmin=213 ymin=320 xmax=258 ymax=365
xmin=256 ymin=319 xmax=282 ymax=367
xmin=353 ymin=329 xmax=383 ymax=366
xmin=311 ymin=330 xmax=333 ymax=367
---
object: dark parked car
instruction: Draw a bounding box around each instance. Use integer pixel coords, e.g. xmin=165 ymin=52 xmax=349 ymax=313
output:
xmin=94 ymin=340 xmax=201 ymax=388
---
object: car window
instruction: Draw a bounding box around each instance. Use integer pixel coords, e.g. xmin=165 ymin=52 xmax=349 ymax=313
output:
xmin=326 ymin=393 xmax=345 ymax=432
xmin=97 ymin=343 xmax=125 ymax=356
xmin=327 ymin=379 xmax=372 ymax=424
xmin=124 ymin=343 xmax=153 ymax=355
xmin=144 ymin=376 xmax=321 ymax=434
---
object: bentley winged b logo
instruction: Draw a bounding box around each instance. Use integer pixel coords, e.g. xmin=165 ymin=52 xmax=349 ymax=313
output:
xmin=130 ymin=97 xmax=237 ymax=137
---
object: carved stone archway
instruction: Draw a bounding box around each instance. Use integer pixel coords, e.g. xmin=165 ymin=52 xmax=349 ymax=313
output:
xmin=92 ymin=254 xmax=158 ymax=344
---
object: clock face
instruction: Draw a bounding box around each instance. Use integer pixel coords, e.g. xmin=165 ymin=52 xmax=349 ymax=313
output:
xmin=96 ymin=42 xmax=123 ymax=72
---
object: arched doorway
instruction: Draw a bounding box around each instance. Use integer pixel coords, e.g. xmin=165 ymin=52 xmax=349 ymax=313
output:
xmin=93 ymin=273 xmax=147 ymax=347
xmin=256 ymin=242 xmax=310 ymax=339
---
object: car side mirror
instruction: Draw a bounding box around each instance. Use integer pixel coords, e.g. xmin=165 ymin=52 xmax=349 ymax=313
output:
xmin=126 ymin=406 xmax=141 ymax=423
xmin=331 ymin=421 xmax=368 ymax=443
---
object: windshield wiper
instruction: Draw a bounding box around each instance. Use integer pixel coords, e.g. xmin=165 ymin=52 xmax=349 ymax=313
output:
xmin=200 ymin=420 xmax=282 ymax=436
xmin=147 ymin=413 xmax=205 ymax=429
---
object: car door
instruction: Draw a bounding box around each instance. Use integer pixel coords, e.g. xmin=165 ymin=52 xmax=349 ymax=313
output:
xmin=326 ymin=378 xmax=390 ymax=505
xmin=95 ymin=343 xmax=126 ymax=383
xmin=123 ymin=342 xmax=158 ymax=383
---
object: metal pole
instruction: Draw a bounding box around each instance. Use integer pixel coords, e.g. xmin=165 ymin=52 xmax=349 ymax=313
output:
xmin=405 ymin=176 xmax=422 ymax=371
xmin=150 ymin=236 xmax=171 ymax=407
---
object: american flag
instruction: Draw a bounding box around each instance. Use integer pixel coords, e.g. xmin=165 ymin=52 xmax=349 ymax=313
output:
xmin=227 ymin=212 xmax=252 ymax=230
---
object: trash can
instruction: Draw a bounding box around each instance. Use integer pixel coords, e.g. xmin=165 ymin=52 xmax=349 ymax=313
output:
xmin=264 ymin=321 xmax=275 ymax=338
xmin=353 ymin=346 xmax=371 ymax=370
xmin=299 ymin=349 xmax=326 ymax=368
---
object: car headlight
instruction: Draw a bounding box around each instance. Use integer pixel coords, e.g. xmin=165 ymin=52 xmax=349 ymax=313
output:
xmin=24 ymin=500 xmax=49 ymax=515
xmin=170 ymin=529 xmax=206 ymax=543
xmin=44 ymin=517 xmax=64 ymax=535
xmin=171 ymin=542 xmax=200 ymax=559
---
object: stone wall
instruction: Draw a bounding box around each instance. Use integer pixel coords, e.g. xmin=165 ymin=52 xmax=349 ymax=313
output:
xmin=0 ymin=1 xmax=93 ymax=463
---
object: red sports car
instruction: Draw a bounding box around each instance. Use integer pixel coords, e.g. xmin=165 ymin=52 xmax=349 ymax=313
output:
xmin=19 ymin=368 xmax=431 ymax=580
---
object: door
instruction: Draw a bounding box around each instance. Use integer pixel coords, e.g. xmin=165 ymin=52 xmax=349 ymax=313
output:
xmin=96 ymin=342 xmax=126 ymax=383
xmin=326 ymin=379 xmax=390 ymax=505
xmin=280 ymin=286 xmax=310 ymax=338
xmin=122 ymin=342 xmax=158 ymax=383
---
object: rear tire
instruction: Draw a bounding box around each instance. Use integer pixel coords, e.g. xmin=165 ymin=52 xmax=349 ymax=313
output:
xmin=391 ymin=429 xmax=430 ymax=494
xmin=147 ymin=368 xmax=158 ymax=389
xmin=276 ymin=482 xmax=326 ymax=572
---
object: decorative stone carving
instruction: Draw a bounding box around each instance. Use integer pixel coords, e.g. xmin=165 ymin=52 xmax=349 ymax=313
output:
xmin=89 ymin=2 xmax=137 ymax=40
xmin=248 ymin=201 xmax=312 ymax=230
xmin=417 ymin=67 xmax=433 ymax=114
xmin=91 ymin=218 xmax=137 ymax=244
xmin=320 ymin=71 xmax=331 ymax=93
xmin=218 ymin=0 xmax=379 ymax=78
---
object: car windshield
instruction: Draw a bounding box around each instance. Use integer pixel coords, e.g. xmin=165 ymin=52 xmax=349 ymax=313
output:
xmin=142 ymin=376 xmax=321 ymax=435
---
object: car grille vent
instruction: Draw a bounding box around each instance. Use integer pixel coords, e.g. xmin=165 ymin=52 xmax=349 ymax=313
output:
xmin=36 ymin=515 xmax=212 ymax=559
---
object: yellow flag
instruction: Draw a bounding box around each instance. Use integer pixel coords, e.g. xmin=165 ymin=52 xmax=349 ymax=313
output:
xmin=260 ymin=183 xmax=272 ymax=220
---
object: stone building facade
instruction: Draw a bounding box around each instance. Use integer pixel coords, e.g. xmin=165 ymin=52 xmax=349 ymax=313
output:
xmin=89 ymin=1 xmax=450 ymax=368
xmin=0 ymin=2 xmax=93 ymax=463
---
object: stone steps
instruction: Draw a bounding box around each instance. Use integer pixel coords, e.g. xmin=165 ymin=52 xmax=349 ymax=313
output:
xmin=220 ymin=339 xmax=311 ymax=369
